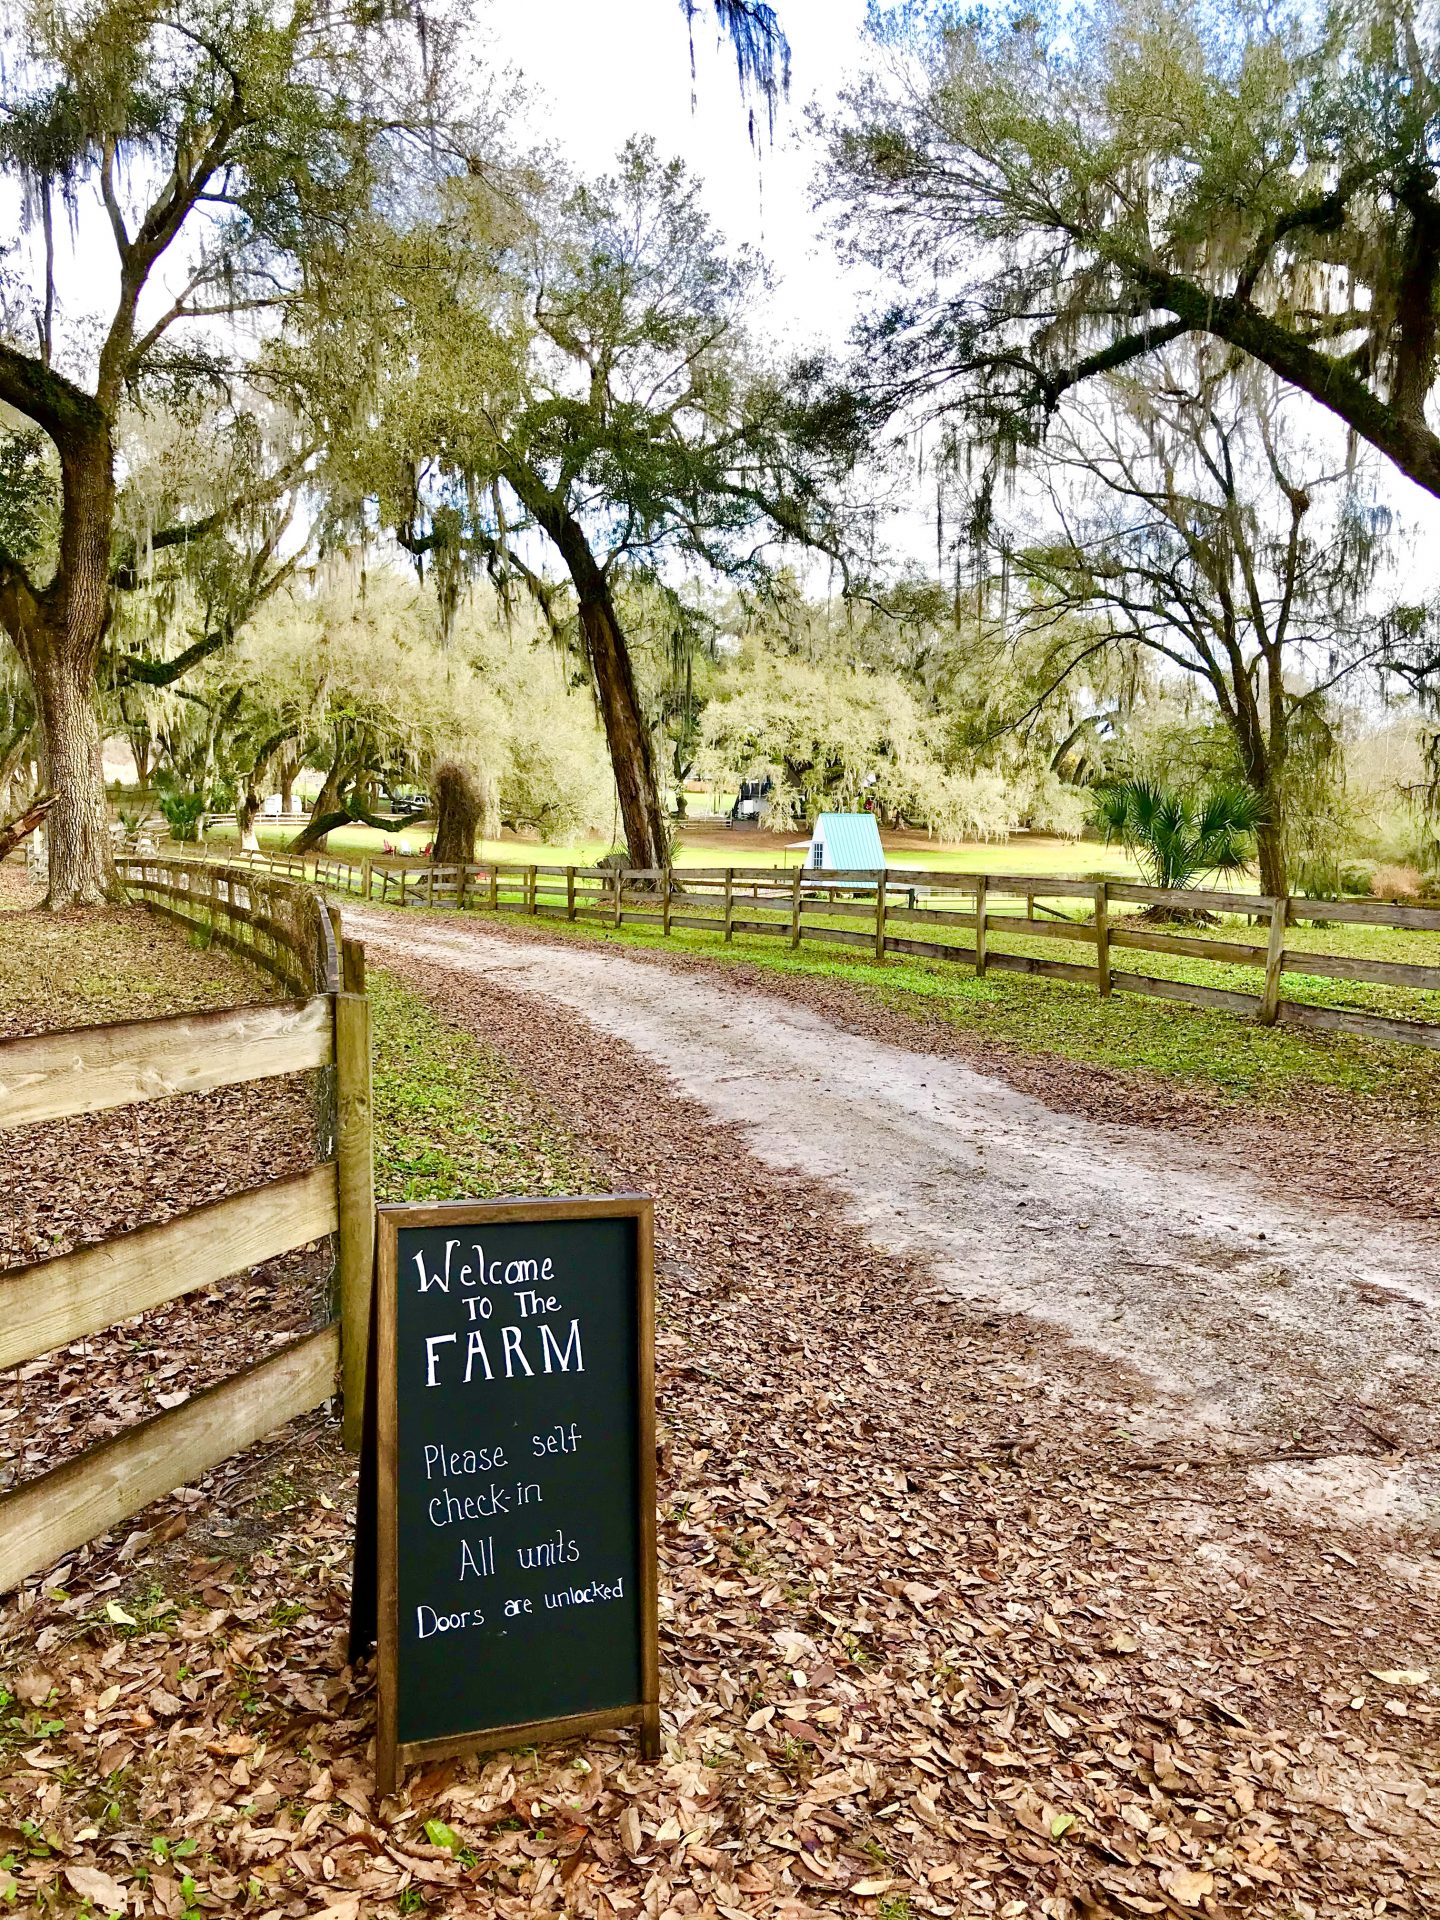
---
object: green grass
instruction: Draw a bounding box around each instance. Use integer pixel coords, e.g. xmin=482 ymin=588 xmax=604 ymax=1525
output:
xmin=201 ymin=816 xmax=1146 ymax=880
xmin=369 ymin=969 xmax=593 ymax=1202
xmin=448 ymin=908 xmax=1440 ymax=1115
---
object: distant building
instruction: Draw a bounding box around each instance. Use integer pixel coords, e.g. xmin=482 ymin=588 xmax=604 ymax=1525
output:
xmin=806 ymin=812 xmax=886 ymax=871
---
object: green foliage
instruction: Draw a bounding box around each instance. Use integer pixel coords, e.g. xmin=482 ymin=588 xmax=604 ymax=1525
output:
xmin=825 ymin=0 xmax=1440 ymax=504
xmin=369 ymin=970 xmax=592 ymax=1204
xmin=154 ymin=787 xmax=205 ymax=842
xmin=1094 ymin=778 xmax=1263 ymax=889
xmin=0 ymin=428 xmax=57 ymax=572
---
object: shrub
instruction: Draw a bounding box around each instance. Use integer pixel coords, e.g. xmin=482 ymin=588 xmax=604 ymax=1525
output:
xmin=1094 ymin=778 xmax=1263 ymax=890
xmin=156 ymin=790 xmax=206 ymax=843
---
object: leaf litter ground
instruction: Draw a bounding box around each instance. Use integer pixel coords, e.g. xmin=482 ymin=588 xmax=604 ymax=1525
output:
xmin=0 ymin=880 xmax=1435 ymax=1918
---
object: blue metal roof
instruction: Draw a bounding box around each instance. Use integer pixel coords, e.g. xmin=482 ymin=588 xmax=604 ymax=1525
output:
xmin=810 ymin=812 xmax=886 ymax=870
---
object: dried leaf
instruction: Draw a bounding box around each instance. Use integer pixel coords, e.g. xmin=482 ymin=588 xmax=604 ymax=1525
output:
xmin=64 ymin=1864 xmax=128 ymax=1911
xmin=1161 ymin=1865 xmax=1215 ymax=1907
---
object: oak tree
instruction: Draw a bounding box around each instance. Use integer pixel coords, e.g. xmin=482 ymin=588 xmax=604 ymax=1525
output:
xmin=0 ymin=0 xmax=456 ymax=902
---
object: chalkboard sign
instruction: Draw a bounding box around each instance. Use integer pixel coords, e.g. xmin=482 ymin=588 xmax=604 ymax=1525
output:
xmin=366 ymin=1195 xmax=658 ymax=1792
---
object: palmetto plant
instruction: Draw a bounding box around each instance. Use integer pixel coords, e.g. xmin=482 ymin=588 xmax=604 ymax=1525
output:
xmin=1094 ymin=779 xmax=1265 ymax=891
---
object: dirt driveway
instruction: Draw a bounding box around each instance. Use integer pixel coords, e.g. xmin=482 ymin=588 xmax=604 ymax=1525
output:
xmin=351 ymin=907 xmax=1440 ymax=1542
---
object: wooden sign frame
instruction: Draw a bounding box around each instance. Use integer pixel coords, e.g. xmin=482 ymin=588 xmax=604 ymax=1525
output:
xmin=372 ymin=1194 xmax=659 ymax=1795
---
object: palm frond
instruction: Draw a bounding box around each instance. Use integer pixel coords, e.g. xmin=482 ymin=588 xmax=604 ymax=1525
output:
xmin=1094 ymin=776 xmax=1263 ymax=892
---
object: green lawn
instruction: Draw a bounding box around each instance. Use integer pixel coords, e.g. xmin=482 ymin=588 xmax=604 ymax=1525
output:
xmin=369 ymin=969 xmax=591 ymax=1202
xmin=202 ymin=815 xmax=1147 ymax=880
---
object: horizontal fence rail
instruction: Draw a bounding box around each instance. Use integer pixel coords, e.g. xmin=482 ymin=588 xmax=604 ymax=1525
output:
xmin=0 ymin=1165 xmax=339 ymax=1374
xmin=0 ymin=997 xmax=333 ymax=1132
xmin=205 ymin=849 xmax=1440 ymax=1052
xmin=118 ymin=855 xmax=339 ymax=996
xmin=0 ymin=860 xmax=373 ymax=1594
xmin=0 ymin=1326 xmax=339 ymax=1594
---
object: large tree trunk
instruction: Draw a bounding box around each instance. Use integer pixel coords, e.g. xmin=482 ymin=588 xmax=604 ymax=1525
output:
xmin=535 ymin=498 xmax=669 ymax=869
xmin=237 ymin=781 xmax=265 ymax=852
xmin=0 ymin=424 xmax=123 ymax=907
xmin=432 ymin=760 xmax=483 ymax=865
xmin=290 ymin=753 xmax=349 ymax=855
xmin=31 ymin=646 xmax=120 ymax=906
xmin=1256 ymin=814 xmax=1288 ymax=899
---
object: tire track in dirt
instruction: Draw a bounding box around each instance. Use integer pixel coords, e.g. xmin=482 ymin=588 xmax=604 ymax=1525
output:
xmin=352 ymin=906 xmax=1440 ymax=1534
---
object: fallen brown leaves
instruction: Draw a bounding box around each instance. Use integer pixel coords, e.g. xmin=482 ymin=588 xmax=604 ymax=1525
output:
xmin=0 ymin=901 xmax=1436 ymax=1919
xmin=0 ymin=864 xmax=279 ymax=1043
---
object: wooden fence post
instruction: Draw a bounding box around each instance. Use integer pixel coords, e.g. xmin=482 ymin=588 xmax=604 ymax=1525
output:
xmin=567 ymin=866 xmax=577 ymax=920
xmin=334 ymin=950 xmax=374 ymax=1453
xmin=974 ymin=875 xmax=988 ymax=976
xmin=662 ymin=867 xmax=673 ymax=936
xmin=457 ymin=861 xmax=469 ymax=911
xmin=342 ymin=936 xmax=366 ymax=995
xmin=723 ymin=867 xmax=735 ymax=942
xmin=1094 ymin=881 xmax=1111 ymax=998
xmin=874 ymin=870 xmax=888 ymax=961
xmin=529 ymin=864 xmax=539 ymax=916
xmin=1260 ymin=895 xmax=1289 ymax=1025
xmin=613 ymin=867 xmax=624 ymax=929
xmin=489 ymin=864 xmax=499 ymax=911
xmin=790 ymin=866 xmax=803 ymax=949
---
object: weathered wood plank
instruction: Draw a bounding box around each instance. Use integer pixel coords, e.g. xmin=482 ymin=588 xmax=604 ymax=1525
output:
xmin=0 ymin=1166 xmax=337 ymax=1374
xmin=976 ymin=873 xmax=1098 ymax=899
xmin=1094 ymin=882 xmax=1111 ymax=998
xmin=1276 ymin=1000 xmax=1440 ymax=1048
xmin=883 ymin=934 xmax=978 ymax=965
xmin=335 ymin=992 xmax=374 ymax=1452
xmin=1107 ymin=882 xmax=1267 ymax=915
xmin=1280 ymin=949 xmax=1440 ymax=990
xmin=1259 ymin=898 xmax=1289 ymax=1025
xmin=0 ymin=996 xmax=333 ymax=1132
xmin=1109 ymin=928 xmax=1269 ymax=967
xmin=1286 ymin=897 xmax=1440 ymax=931
xmin=882 ymin=903 xmax=979 ymax=932
xmin=974 ymin=875 xmax=988 ymax=977
xmin=1110 ymin=972 xmax=1260 ymax=1014
xmin=983 ymin=914 xmax=1097 ymax=945
xmin=985 ymin=950 xmax=1098 ymax=987
xmin=0 ymin=1326 xmax=339 ymax=1594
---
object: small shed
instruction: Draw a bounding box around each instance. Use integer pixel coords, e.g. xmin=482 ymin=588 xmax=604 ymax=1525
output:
xmin=807 ymin=812 xmax=885 ymax=871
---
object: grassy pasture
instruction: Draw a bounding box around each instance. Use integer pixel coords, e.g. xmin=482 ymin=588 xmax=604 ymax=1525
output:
xmin=201 ymin=814 xmax=1151 ymax=879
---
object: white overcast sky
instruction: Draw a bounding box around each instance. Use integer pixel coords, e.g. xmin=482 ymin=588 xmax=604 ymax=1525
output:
xmin=484 ymin=0 xmax=873 ymax=351
xmin=479 ymin=1 xmax=1440 ymax=588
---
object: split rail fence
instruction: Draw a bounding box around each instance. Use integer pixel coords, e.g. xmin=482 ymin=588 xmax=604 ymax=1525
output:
xmin=0 ymin=858 xmax=375 ymax=1593
xmin=213 ymin=847 xmax=1440 ymax=1052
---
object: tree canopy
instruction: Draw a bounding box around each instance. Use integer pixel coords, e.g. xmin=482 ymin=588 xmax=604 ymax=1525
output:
xmin=824 ymin=0 xmax=1440 ymax=502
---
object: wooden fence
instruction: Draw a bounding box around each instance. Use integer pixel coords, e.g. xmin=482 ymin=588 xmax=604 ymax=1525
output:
xmin=0 ymin=858 xmax=375 ymax=1593
xmin=213 ymin=848 xmax=1440 ymax=1053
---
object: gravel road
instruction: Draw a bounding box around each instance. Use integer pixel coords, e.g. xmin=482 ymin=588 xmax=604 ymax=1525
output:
xmin=353 ymin=908 xmax=1440 ymax=1534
